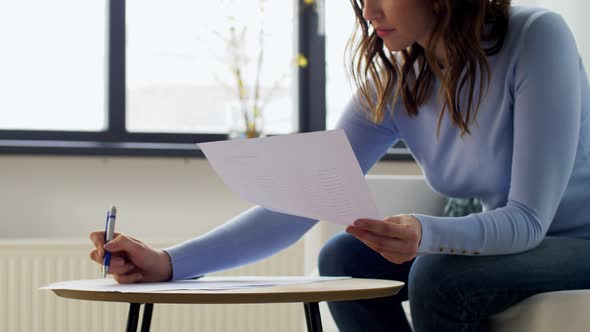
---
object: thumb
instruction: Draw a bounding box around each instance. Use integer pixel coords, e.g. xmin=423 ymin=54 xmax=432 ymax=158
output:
xmin=103 ymin=234 xmax=140 ymax=254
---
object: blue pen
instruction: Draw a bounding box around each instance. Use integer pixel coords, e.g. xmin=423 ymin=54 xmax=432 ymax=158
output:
xmin=102 ymin=206 xmax=117 ymax=278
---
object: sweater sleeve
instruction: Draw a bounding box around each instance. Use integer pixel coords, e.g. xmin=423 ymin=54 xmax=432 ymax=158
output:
xmin=164 ymin=96 xmax=399 ymax=280
xmin=415 ymin=12 xmax=582 ymax=256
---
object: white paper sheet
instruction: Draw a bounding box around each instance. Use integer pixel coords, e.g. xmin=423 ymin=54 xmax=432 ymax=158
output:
xmin=198 ymin=129 xmax=379 ymax=225
xmin=41 ymin=276 xmax=351 ymax=293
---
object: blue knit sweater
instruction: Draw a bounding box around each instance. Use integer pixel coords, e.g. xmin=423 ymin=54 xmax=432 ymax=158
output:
xmin=165 ymin=6 xmax=590 ymax=280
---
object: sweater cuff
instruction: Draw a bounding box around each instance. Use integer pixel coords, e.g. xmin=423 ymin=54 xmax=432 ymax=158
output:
xmin=412 ymin=213 xmax=435 ymax=255
xmin=411 ymin=213 xmax=484 ymax=256
xmin=161 ymin=246 xmax=203 ymax=281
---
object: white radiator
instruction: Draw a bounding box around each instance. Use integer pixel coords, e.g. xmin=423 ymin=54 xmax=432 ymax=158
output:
xmin=0 ymin=239 xmax=305 ymax=332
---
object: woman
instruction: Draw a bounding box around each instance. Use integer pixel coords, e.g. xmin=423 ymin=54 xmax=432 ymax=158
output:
xmin=89 ymin=0 xmax=590 ymax=330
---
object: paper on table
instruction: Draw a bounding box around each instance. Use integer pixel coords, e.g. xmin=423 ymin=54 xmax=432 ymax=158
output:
xmin=198 ymin=129 xmax=379 ymax=225
xmin=41 ymin=276 xmax=351 ymax=293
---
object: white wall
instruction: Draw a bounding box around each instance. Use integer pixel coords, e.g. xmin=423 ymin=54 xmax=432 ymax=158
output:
xmin=0 ymin=155 xmax=421 ymax=240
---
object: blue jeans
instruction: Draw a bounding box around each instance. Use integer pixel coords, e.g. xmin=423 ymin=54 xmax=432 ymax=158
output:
xmin=318 ymin=232 xmax=590 ymax=332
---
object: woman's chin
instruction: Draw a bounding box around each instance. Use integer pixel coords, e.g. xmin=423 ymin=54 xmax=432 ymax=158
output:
xmin=383 ymin=41 xmax=412 ymax=53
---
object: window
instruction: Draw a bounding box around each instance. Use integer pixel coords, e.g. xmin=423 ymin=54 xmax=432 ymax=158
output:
xmin=0 ymin=0 xmax=106 ymax=131
xmin=0 ymin=0 xmax=314 ymax=156
xmin=325 ymin=1 xmax=356 ymax=130
xmin=2 ymin=1 xmax=588 ymax=157
xmin=126 ymin=0 xmax=297 ymax=135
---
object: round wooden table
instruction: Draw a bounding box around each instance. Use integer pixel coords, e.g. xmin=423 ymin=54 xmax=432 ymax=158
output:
xmin=52 ymin=278 xmax=405 ymax=332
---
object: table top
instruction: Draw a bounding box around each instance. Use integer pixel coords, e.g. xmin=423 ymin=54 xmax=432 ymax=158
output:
xmin=52 ymin=278 xmax=405 ymax=304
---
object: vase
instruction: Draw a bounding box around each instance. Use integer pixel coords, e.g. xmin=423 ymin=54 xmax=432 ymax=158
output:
xmin=226 ymin=101 xmax=264 ymax=139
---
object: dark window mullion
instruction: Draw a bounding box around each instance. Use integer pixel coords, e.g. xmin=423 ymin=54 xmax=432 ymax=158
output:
xmin=298 ymin=1 xmax=326 ymax=133
xmin=107 ymin=0 xmax=126 ymax=141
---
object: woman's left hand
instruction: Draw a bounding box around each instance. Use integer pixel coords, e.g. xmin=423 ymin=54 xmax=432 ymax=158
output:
xmin=346 ymin=214 xmax=422 ymax=264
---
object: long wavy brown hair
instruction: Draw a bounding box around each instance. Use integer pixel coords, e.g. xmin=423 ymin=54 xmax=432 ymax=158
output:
xmin=348 ymin=0 xmax=510 ymax=137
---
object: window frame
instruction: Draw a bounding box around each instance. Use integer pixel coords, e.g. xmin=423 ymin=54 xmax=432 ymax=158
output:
xmin=0 ymin=0 xmax=413 ymax=161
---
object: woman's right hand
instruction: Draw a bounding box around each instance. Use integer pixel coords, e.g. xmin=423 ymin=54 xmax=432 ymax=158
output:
xmin=89 ymin=231 xmax=173 ymax=284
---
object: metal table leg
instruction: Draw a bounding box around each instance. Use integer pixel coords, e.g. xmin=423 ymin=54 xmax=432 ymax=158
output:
xmin=141 ymin=303 xmax=154 ymax=332
xmin=126 ymin=303 xmax=141 ymax=332
xmin=304 ymin=302 xmax=323 ymax=332
xmin=130 ymin=302 xmax=320 ymax=331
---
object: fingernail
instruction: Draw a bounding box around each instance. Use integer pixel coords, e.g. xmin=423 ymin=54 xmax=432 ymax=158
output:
xmin=353 ymin=220 xmax=361 ymax=226
xmin=103 ymin=242 xmax=112 ymax=250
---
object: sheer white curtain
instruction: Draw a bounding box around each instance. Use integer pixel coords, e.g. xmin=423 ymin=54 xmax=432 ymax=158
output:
xmin=513 ymin=0 xmax=590 ymax=75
